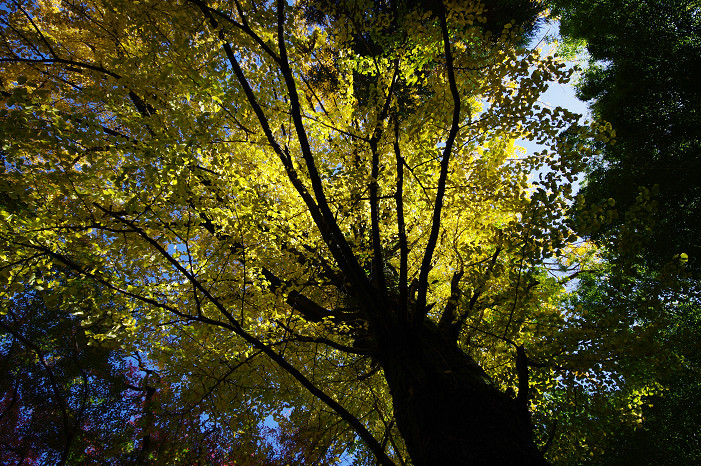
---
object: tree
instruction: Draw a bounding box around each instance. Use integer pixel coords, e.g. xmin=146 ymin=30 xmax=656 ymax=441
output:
xmin=541 ymin=2 xmax=701 ymax=462
xmin=536 ymin=249 xmax=701 ymax=464
xmin=588 ymin=298 xmax=701 ymax=466
xmin=1 ymin=0 xmax=611 ymax=463
xmin=0 ymin=285 xmax=136 ymax=464
xmin=548 ymin=0 xmax=701 ymax=275
xmin=0 ymin=278 xmax=287 ymax=464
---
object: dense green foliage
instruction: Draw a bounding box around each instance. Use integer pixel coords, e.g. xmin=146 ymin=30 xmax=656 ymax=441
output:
xmin=546 ymin=1 xmax=701 ymax=463
xmin=549 ymin=258 xmax=701 ymax=464
xmin=550 ymin=0 xmax=701 ymax=274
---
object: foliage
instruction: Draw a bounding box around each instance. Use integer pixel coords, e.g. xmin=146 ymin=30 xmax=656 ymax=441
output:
xmin=0 ymin=283 xmax=138 ymax=464
xmin=593 ymin=301 xmax=701 ymax=466
xmin=0 ymin=279 xmax=288 ymax=464
xmin=543 ymin=1 xmax=701 ymax=462
xmin=0 ymin=0 xmax=664 ymax=463
xmin=548 ymin=0 xmax=701 ymax=275
xmin=542 ymin=258 xmax=701 ymax=465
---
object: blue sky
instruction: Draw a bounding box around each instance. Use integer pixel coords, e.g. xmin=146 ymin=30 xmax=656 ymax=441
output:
xmin=518 ymin=21 xmax=592 ymax=190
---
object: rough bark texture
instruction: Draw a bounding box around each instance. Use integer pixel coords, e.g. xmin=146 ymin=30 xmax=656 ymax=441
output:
xmin=376 ymin=323 xmax=548 ymax=465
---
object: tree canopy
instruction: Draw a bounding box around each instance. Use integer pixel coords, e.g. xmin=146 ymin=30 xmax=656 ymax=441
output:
xmin=550 ymin=0 xmax=701 ymax=275
xmin=546 ymin=1 xmax=701 ymax=462
xmin=0 ymin=0 xmax=682 ymax=464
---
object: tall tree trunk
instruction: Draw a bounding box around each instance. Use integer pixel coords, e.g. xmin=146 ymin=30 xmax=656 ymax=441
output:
xmin=376 ymin=324 xmax=547 ymax=465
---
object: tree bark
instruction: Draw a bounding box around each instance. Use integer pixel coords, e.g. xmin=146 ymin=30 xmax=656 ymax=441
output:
xmin=376 ymin=323 xmax=548 ymax=465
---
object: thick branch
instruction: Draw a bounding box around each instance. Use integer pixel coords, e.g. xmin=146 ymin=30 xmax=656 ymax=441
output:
xmin=274 ymin=0 xmax=378 ymax=310
xmin=415 ymin=2 xmax=462 ymax=323
xmin=1 ymin=56 xmax=156 ymax=120
xmin=276 ymin=320 xmax=372 ymax=355
xmin=393 ymin=119 xmax=409 ymax=321
xmin=438 ymin=269 xmax=464 ymax=340
xmin=186 ymin=0 xmax=280 ymax=62
xmin=260 ymin=267 xmax=361 ymax=324
xmin=0 ymin=57 xmax=121 ymax=79
xmin=195 ymin=2 xmax=375 ymax=316
xmin=194 ymin=206 xmax=355 ymax=326
xmin=368 ymin=60 xmax=399 ymax=297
